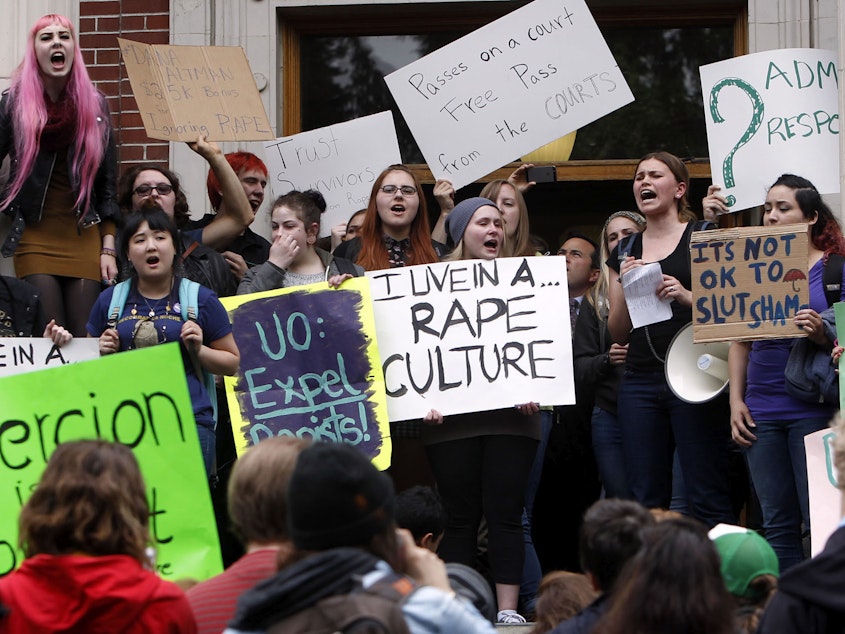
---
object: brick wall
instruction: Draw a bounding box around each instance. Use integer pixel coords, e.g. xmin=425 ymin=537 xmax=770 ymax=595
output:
xmin=79 ymin=0 xmax=170 ymax=169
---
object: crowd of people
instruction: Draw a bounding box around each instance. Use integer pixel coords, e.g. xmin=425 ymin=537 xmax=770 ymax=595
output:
xmin=1 ymin=11 xmax=845 ymax=634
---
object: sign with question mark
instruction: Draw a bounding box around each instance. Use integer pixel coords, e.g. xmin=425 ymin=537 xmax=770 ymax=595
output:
xmin=700 ymin=48 xmax=839 ymax=212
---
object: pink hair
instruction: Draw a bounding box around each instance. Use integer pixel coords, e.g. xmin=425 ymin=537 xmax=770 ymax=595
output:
xmin=2 ymin=14 xmax=106 ymax=214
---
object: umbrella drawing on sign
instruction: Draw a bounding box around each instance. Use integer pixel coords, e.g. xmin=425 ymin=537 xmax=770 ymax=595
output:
xmin=783 ymin=268 xmax=806 ymax=292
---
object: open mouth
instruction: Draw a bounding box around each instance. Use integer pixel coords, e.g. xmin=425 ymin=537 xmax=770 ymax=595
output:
xmin=50 ymin=51 xmax=65 ymax=68
xmin=484 ymin=239 xmax=498 ymax=249
xmin=146 ymin=255 xmax=160 ymax=265
xmin=390 ymin=204 xmax=405 ymax=213
xmin=249 ymin=199 xmax=261 ymax=211
xmin=640 ymin=190 xmax=656 ymax=201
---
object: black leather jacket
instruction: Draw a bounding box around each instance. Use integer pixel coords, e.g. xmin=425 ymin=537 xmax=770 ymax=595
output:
xmin=0 ymin=89 xmax=120 ymax=257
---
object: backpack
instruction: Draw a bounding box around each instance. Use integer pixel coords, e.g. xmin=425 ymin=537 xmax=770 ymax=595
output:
xmin=108 ymin=277 xmax=218 ymax=420
xmin=266 ymin=573 xmax=415 ymax=634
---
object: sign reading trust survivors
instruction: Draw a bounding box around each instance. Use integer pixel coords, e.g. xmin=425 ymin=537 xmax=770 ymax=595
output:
xmin=263 ymin=112 xmax=402 ymax=238
xmin=690 ymin=224 xmax=809 ymax=342
xmin=368 ymin=257 xmax=574 ymax=421
xmin=118 ymin=38 xmax=274 ymax=142
xmin=221 ymin=279 xmax=391 ymax=470
xmin=700 ymin=48 xmax=839 ymax=212
xmin=384 ymin=0 xmax=633 ymax=190
xmin=0 ymin=344 xmax=221 ymax=580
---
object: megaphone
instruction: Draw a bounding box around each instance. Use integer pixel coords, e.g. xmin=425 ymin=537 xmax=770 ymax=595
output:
xmin=665 ymin=322 xmax=730 ymax=403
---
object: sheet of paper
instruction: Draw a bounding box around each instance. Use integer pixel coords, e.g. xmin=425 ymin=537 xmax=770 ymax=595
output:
xmin=622 ymin=262 xmax=672 ymax=329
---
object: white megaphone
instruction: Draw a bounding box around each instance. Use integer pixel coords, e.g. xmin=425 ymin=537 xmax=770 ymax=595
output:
xmin=665 ymin=322 xmax=730 ymax=403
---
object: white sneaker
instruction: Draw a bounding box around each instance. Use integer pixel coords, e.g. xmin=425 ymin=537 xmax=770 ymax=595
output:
xmin=497 ymin=609 xmax=527 ymax=624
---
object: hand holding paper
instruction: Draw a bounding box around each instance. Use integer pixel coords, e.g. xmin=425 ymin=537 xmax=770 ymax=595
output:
xmin=622 ymin=262 xmax=673 ymax=329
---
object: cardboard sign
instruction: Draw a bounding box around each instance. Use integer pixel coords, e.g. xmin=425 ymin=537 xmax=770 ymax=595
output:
xmin=263 ymin=112 xmax=402 ymax=238
xmin=805 ymin=427 xmax=840 ymax=557
xmin=367 ymin=256 xmax=574 ymax=421
xmin=690 ymin=224 xmax=809 ymax=342
xmin=700 ymin=48 xmax=840 ymax=211
xmin=118 ymin=38 xmax=274 ymax=142
xmin=0 ymin=344 xmax=222 ymax=580
xmin=0 ymin=338 xmax=99 ymax=377
xmin=221 ymin=279 xmax=391 ymax=470
xmin=384 ymin=0 xmax=633 ymax=190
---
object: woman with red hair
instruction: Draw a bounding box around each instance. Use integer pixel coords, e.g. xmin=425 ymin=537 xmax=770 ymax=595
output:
xmin=0 ymin=14 xmax=119 ymax=337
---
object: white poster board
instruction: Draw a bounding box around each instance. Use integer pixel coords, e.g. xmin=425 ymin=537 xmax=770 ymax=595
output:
xmin=263 ymin=112 xmax=402 ymax=237
xmin=700 ymin=49 xmax=839 ymax=212
xmin=367 ymin=256 xmax=574 ymax=421
xmin=0 ymin=338 xmax=100 ymax=377
xmin=384 ymin=0 xmax=633 ymax=190
xmin=805 ymin=427 xmax=840 ymax=557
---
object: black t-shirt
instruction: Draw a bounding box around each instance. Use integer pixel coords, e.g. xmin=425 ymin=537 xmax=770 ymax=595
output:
xmin=608 ymin=222 xmax=695 ymax=372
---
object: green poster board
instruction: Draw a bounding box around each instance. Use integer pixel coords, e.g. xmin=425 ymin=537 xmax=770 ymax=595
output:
xmin=0 ymin=343 xmax=222 ymax=580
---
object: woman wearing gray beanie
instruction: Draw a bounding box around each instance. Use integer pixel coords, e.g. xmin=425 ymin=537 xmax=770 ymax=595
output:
xmin=425 ymin=197 xmax=541 ymax=625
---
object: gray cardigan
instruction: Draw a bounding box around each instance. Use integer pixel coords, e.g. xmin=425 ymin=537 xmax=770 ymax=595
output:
xmin=237 ymin=247 xmax=364 ymax=295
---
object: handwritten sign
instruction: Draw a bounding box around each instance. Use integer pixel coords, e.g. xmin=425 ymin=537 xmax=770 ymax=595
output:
xmin=690 ymin=224 xmax=809 ymax=342
xmin=0 ymin=338 xmax=99 ymax=377
xmin=700 ymin=48 xmax=839 ymax=211
xmin=622 ymin=262 xmax=672 ymax=329
xmin=118 ymin=38 xmax=274 ymax=142
xmin=221 ymin=279 xmax=391 ymax=469
xmin=805 ymin=427 xmax=840 ymax=556
xmin=263 ymin=112 xmax=402 ymax=238
xmin=0 ymin=344 xmax=222 ymax=580
xmin=384 ymin=0 xmax=633 ymax=190
xmin=367 ymin=257 xmax=574 ymax=421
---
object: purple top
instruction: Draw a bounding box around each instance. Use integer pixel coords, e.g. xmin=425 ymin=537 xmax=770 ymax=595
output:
xmin=745 ymin=258 xmax=843 ymax=420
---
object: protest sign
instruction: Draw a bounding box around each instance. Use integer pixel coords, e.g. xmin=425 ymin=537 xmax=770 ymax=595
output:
xmin=118 ymin=38 xmax=274 ymax=142
xmin=805 ymin=427 xmax=840 ymax=556
xmin=700 ymin=48 xmax=839 ymax=211
xmin=263 ymin=112 xmax=402 ymax=238
xmin=384 ymin=0 xmax=633 ymax=190
xmin=367 ymin=256 xmax=574 ymax=421
xmin=690 ymin=224 xmax=809 ymax=342
xmin=221 ymin=279 xmax=391 ymax=469
xmin=0 ymin=338 xmax=99 ymax=377
xmin=0 ymin=344 xmax=221 ymax=580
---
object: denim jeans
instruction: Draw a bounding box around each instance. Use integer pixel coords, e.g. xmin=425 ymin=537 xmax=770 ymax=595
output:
xmin=196 ymin=424 xmax=216 ymax=479
xmin=591 ymin=406 xmax=632 ymax=499
xmin=617 ymin=370 xmax=734 ymax=528
xmin=744 ymin=417 xmax=828 ymax=571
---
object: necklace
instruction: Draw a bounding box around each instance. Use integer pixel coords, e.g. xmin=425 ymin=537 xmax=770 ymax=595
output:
xmin=131 ymin=295 xmax=171 ymax=318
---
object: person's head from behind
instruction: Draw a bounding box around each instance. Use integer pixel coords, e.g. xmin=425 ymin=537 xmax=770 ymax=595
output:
xmin=120 ymin=205 xmax=183 ymax=281
xmin=118 ymin=164 xmax=191 ymax=228
xmin=444 ymin=197 xmax=505 ymax=261
xmin=19 ymin=440 xmax=150 ymax=564
xmin=270 ymin=190 xmax=326 ymax=263
xmin=579 ymin=499 xmax=654 ymax=594
xmin=765 ymin=174 xmax=845 ymax=255
xmin=228 ymin=437 xmax=310 ymax=548
xmin=598 ymin=516 xmax=735 ymax=634
xmin=287 ymin=441 xmax=399 ymax=567
xmin=344 ymin=209 xmax=366 ymax=242
xmin=711 ymin=528 xmax=778 ymax=634
xmin=207 ymin=151 xmax=268 ymax=212
xmin=531 ymin=571 xmax=597 ymax=634
xmin=479 ymin=179 xmax=530 ymax=256
xmin=394 ymin=485 xmax=447 ymax=552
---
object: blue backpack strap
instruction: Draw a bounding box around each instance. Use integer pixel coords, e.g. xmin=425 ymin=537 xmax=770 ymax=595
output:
xmin=177 ymin=277 xmax=218 ymax=425
xmin=108 ymin=280 xmax=132 ymax=327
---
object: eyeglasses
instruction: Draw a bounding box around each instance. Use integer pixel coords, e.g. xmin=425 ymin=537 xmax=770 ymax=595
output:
xmin=133 ymin=183 xmax=174 ymax=197
xmin=380 ymin=184 xmax=417 ymax=196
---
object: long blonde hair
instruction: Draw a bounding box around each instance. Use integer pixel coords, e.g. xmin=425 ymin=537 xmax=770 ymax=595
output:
xmin=585 ymin=210 xmax=646 ymax=316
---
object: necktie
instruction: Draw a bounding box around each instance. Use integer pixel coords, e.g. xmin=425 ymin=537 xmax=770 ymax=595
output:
xmin=570 ymin=298 xmax=579 ymax=334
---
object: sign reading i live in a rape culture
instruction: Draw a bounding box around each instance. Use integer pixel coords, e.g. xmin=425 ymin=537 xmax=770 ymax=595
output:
xmin=0 ymin=344 xmax=222 ymax=581
xmin=384 ymin=0 xmax=633 ymax=190
xmin=690 ymin=224 xmax=809 ymax=342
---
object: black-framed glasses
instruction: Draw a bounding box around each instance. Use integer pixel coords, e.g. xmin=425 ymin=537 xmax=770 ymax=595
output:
xmin=133 ymin=183 xmax=174 ymax=197
xmin=380 ymin=184 xmax=417 ymax=196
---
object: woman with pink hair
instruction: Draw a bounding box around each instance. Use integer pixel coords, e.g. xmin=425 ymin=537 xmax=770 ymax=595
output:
xmin=0 ymin=14 xmax=119 ymax=336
